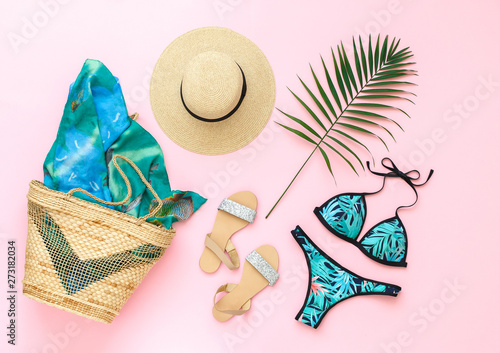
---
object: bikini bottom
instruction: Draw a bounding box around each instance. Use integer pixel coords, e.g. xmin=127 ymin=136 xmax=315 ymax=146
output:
xmin=292 ymin=226 xmax=401 ymax=328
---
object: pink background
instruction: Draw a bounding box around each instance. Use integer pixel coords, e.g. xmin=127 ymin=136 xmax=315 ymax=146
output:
xmin=1 ymin=1 xmax=499 ymax=352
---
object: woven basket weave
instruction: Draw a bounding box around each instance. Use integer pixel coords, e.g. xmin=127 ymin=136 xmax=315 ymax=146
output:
xmin=23 ymin=156 xmax=175 ymax=324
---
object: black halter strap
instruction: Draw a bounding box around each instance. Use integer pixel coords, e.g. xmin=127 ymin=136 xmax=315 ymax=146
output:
xmin=179 ymin=63 xmax=247 ymax=123
xmin=367 ymin=157 xmax=434 ymax=213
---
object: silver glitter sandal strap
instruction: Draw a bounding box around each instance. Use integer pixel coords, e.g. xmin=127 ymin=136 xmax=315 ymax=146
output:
xmin=246 ymin=250 xmax=279 ymax=286
xmin=218 ymin=198 xmax=256 ymax=223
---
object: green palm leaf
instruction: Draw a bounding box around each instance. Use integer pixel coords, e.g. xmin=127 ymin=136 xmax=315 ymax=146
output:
xmin=318 ymin=146 xmax=335 ymax=178
xmin=338 ymin=46 xmax=353 ymax=98
xmin=321 ymin=56 xmax=341 ymax=114
xmin=276 ymin=122 xmax=317 ymax=145
xmin=310 ymin=65 xmax=335 ymax=121
xmin=374 ymin=35 xmax=380 ymax=70
xmin=288 ymin=88 xmax=327 ymax=131
xmin=266 ymin=35 xmax=417 ymax=218
xmin=359 ymin=37 xmax=369 ymax=84
xmin=368 ymin=35 xmax=374 ymax=76
xmin=332 ymin=49 xmax=348 ymax=104
xmin=352 ymin=38 xmax=363 ymax=86
xmin=277 ymin=108 xmax=322 ymax=139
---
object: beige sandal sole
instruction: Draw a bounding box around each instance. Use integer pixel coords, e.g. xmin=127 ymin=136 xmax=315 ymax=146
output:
xmin=199 ymin=191 xmax=257 ymax=273
xmin=212 ymin=245 xmax=279 ymax=321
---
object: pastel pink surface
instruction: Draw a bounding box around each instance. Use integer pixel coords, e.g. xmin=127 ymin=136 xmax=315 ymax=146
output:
xmin=1 ymin=1 xmax=499 ymax=352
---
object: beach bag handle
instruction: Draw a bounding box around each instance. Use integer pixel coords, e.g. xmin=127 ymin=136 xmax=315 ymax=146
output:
xmin=67 ymin=154 xmax=163 ymax=225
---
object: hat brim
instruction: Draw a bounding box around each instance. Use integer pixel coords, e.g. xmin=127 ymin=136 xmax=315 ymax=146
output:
xmin=150 ymin=27 xmax=276 ymax=155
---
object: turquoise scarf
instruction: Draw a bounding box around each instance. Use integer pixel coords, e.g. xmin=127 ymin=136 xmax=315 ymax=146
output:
xmin=43 ymin=59 xmax=205 ymax=228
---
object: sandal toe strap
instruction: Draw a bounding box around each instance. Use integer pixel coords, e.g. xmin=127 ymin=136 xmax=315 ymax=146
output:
xmin=218 ymin=198 xmax=256 ymax=223
xmin=246 ymin=250 xmax=279 ymax=286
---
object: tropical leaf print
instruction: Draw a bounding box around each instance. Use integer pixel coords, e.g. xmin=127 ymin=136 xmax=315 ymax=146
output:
xmin=359 ymin=217 xmax=406 ymax=262
xmin=324 ymin=265 xmax=359 ymax=299
xmin=149 ymin=163 xmax=159 ymax=173
xmin=150 ymin=193 xmax=195 ymax=221
xmin=293 ymin=226 xmax=400 ymax=328
xmin=71 ymin=89 xmax=84 ymax=112
xmin=301 ymin=241 xmax=318 ymax=256
xmin=121 ymin=193 xmax=143 ymax=213
xmin=319 ymin=195 xmax=366 ymax=239
xmin=310 ymin=276 xmax=330 ymax=296
xmin=308 ymin=310 xmax=320 ymax=328
xmin=362 ymin=280 xmax=390 ymax=293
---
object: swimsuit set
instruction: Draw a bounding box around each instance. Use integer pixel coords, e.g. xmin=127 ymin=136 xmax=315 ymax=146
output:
xmin=293 ymin=158 xmax=433 ymax=328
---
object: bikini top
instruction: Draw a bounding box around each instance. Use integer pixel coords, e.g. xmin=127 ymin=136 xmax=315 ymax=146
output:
xmin=314 ymin=158 xmax=433 ymax=267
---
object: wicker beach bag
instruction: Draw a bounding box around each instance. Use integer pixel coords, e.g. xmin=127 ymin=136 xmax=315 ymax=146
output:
xmin=23 ymin=155 xmax=175 ymax=324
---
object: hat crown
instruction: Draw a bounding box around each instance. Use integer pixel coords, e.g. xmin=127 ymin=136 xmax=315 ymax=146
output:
xmin=182 ymin=51 xmax=243 ymax=121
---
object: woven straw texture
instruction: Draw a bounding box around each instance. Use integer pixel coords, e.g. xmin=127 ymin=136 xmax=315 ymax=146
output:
xmin=182 ymin=51 xmax=243 ymax=120
xmin=150 ymin=26 xmax=275 ymax=155
xmin=23 ymin=180 xmax=175 ymax=324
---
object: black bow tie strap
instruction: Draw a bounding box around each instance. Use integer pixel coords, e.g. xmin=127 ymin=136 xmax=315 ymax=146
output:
xmin=366 ymin=157 xmax=434 ymax=212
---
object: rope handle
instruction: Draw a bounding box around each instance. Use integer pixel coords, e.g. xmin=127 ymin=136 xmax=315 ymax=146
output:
xmin=67 ymin=155 xmax=163 ymax=224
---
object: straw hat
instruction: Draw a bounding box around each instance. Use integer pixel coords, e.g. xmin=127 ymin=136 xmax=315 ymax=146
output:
xmin=150 ymin=27 xmax=275 ymax=155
